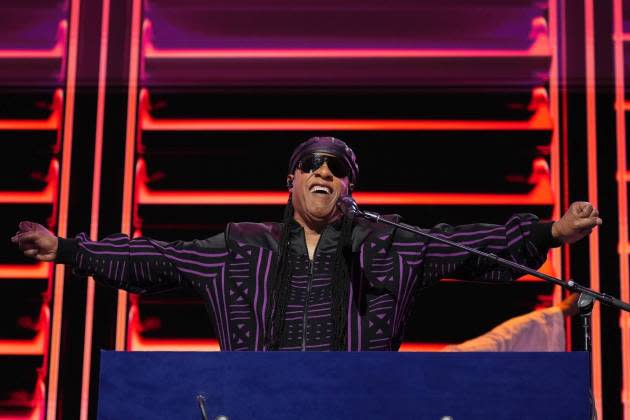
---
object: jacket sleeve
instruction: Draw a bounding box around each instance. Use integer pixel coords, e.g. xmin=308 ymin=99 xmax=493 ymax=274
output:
xmin=411 ymin=214 xmax=559 ymax=285
xmin=55 ymin=232 xmax=228 ymax=294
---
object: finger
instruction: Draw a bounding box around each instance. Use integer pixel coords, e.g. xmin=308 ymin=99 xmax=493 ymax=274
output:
xmin=15 ymin=231 xmax=40 ymax=243
xmin=578 ymin=203 xmax=593 ymax=217
xmin=590 ymin=208 xmax=599 ymax=218
xmin=575 ymin=217 xmax=601 ymax=230
xmin=18 ymin=220 xmax=35 ymax=233
xmin=23 ymin=249 xmax=38 ymax=257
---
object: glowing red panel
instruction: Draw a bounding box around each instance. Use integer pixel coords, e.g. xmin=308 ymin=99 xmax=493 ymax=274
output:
xmin=79 ymin=0 xmax=112 ymax=418
xmin=47 ymin=1 xmax=81 ymax=418
xmin=142 ymin=17 xmax=551 ymax=59
xmin=0 ymin=159 xmax=57 ymax=212
xmin=0 ymin=308 xmax=49 ymax=355
xmin=0 ymin=89 xmax=62 ymax=131
xmin=584 ymin=0 xmax=603 ymax=415
xmin=115 ymin=0 xmax=144 ymax=352
xmin=614 ymin=0 xmax=630 ymax=417
xmin=136 ymin=182 xmax=553 ymax=207
xmin=135 ymin=156 xmax=552 ymax=206
xmin=138 ymin=89 xmax=552 ymax=132
xmin=0 ymin=263 xmax=49 ymax=279
xmin=141 ymin=115 xmax=552 ymax=132
xmin=0 ymin=20 xmax=66 ymax=59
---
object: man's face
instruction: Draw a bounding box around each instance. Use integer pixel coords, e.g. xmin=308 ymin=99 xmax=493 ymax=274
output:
xmin=288 ymin=153 xmax=351 ymax=229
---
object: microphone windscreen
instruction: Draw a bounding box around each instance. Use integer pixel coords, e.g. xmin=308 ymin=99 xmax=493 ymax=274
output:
xmin=337 ymin=195 xmax=359 ymax=218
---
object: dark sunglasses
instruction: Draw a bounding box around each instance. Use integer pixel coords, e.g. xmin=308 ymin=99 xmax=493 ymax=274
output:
xmin=297 ymin=153 xmax=350 ymax=179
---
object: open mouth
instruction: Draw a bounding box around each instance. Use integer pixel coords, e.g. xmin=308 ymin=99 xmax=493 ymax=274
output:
xmin=309 ymin=185 xmax=332 ymax=195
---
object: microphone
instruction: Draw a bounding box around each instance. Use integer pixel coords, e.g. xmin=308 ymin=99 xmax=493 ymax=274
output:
xmin=337 ymin=196 xmax=382 ymax=222
xmin=337 ymin=195 xmax=360 ymax=218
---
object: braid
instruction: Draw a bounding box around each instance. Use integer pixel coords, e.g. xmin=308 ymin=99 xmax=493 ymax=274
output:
xmin=265 ymin=196 xmax=355 ymax=351
xmin=331 ymin=216 xmax=354 ymax=350
xmin=265 ymin=197 xmax=294 ymax=350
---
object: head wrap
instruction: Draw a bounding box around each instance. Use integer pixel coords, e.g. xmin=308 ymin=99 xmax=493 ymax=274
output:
xmin=288 ymin=136 xmax=359 ymax=184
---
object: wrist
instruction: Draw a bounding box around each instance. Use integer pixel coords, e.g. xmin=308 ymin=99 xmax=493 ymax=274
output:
xmin=551 ymin=221 xmax=560 ymax=240
xmin=55 ymin=237 xmax=78 ymax=264
xmin=531 ymin=221 xmax=563 ymax=250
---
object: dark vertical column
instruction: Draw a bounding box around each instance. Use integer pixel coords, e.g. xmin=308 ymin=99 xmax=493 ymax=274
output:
xmin=87 ymin=0 xmax=140 ymax=417
xmin=594 ymin=1 xmax=623 ymax=418
xmin=51 ymin=0 xmax=141 ymax=418
xmin=561 ymin=0 xmax=621 ymax=419
xmin=560 ymin=0 xmax=623 ymax=417
xmin=54 ymin=0 xmax=104 ymax=418
xmin=559 ymin=0 xmax=590 ymax=347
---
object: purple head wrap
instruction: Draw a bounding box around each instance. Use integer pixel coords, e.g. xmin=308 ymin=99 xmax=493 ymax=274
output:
xmin=288 ymin=136 xmax=359 ymax=184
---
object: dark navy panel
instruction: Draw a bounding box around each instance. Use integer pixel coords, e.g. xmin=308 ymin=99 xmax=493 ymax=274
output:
xmin=98 ymin=351 xmax=590 ymax=420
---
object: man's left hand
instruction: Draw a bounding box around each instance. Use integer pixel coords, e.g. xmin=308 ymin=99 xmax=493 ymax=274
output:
xmin=552 ymin=201 xmax=602 ymax=245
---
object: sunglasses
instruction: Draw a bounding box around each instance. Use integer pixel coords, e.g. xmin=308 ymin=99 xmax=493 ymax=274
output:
xmin=297 ymin=154 xmax=350 ymax=179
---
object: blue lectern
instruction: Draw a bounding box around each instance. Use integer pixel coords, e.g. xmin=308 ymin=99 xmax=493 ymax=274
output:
xmin=98 ymin=351 xmax=590 ymax=419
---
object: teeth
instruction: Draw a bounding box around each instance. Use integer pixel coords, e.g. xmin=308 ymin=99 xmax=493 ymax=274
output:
xmin=310 ymin=185 xmax=331 ymax=194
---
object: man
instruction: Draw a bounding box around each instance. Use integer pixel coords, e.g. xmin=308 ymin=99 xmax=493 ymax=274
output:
xmin=12 ymin=136 xmax=601 ymax=351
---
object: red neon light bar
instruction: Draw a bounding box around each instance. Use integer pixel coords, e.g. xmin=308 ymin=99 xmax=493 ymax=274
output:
xmin=0 ymin=380 xmax=45 ymax=420
xmin=144 ymin=46 xmax=551 ymax=59
xmin=126 ymin=302 xmax=221 ymax=351
xmin=129 ymin=335 xmax=221 ymax=351
xmin=0 ymin=184 xmax=56 ymax=204
xmin=139 ymin=90 xmax=552 ymax=132
xmin=0 ymin=20 xmax=66 ymax=59
xmin=0 ymin=159 xmax=58 ymax=204
xmin=584 ymin=0 xmax=603 ymax=414
xmin=0 ymin=307 xmax=48 ymax=355
xmin=0 ymin=262 xmax=49 ymax=279
xmin=0 ymin=89 xmax=62 ymax=131
xmin=0 ymin=332 xmax=44 ymax=356
xmin=47 ymin=1 xmax=81 ymax=417
xmin=615 ymin=1 xmax=630 ymax=417
xmin=137 ymin=185 xmax=553 ymax=206
xmin=142 ymin=19 xmax=551 ymax=59
xmin=0 ymin=45 xmax=63 ymax=59
xmin=141 ymin=114 xmax=552 ymax=132
xmin=135 ymin=156 xmax=552 ymax=206
xmin=116 ymin=0 xmax=145 ymax=352
xmin=0 ymin=330 xmax=46 ymax=356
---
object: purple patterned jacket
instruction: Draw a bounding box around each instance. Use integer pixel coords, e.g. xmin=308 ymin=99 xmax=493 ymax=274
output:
xmin=56 ymin=214 xmax=554 ymax=351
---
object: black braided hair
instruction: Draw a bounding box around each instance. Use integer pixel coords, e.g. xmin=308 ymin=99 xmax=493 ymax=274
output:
xmin=330 ymin=215 xmax=354 ymax=350
xmin=264 ymin=197 xmax=295 ymax=350
xmin=265 ymin=195 xmax=355 ymax=350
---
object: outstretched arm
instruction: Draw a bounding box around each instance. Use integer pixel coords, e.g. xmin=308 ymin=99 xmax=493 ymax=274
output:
xmin=12 ymin=221 xmax=228 ymax=294
xmin=416 ymin=201 xmax=601 ymax=284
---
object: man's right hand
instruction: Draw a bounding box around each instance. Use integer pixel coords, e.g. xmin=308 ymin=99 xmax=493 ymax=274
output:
xmin=11 ymin=221 xmax=58 ymax=262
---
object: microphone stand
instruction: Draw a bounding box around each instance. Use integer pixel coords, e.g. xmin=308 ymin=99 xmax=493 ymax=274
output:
xmin=339 ymin=197 xmax=630 ymax=420
xmin=338 ymin=198 xmax=630 ymax=313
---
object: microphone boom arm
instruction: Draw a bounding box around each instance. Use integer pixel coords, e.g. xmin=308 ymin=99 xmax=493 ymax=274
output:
xmin=341 ymin=199 xmax=630 ymax=313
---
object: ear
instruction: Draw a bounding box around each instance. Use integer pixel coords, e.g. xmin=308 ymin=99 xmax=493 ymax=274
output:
xmin=286 ymin=174 xmax=294 ymax=189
